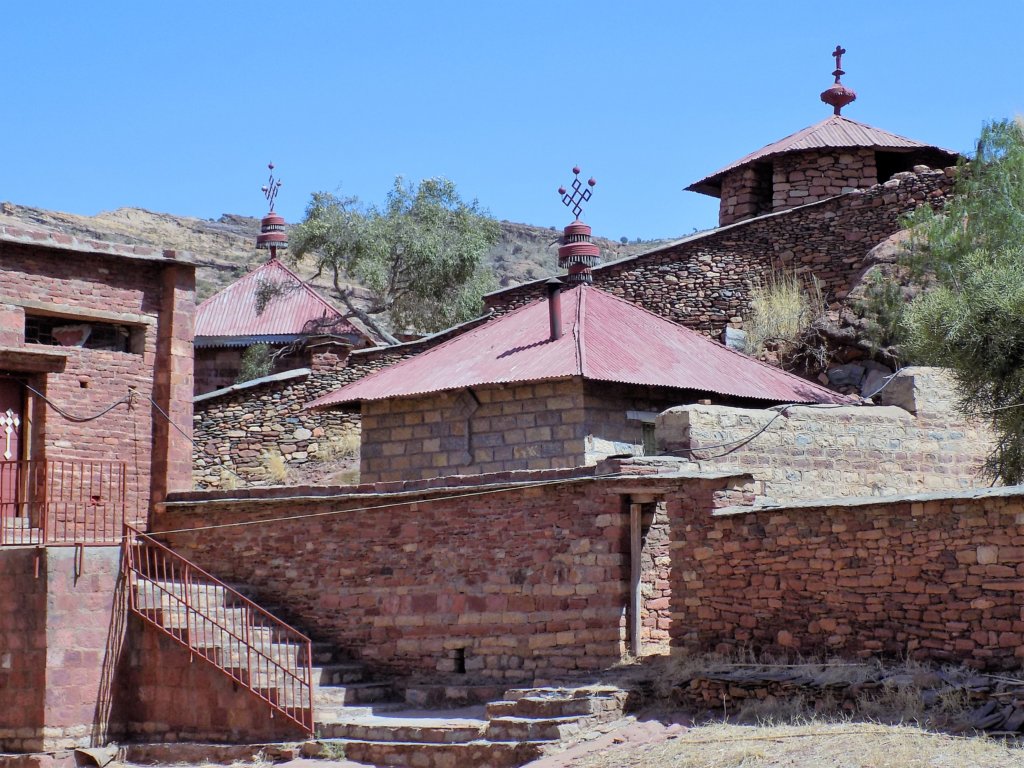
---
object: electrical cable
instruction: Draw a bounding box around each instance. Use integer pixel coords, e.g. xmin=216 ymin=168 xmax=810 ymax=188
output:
xmin=20 ymin=381 xmax=134 ymax=422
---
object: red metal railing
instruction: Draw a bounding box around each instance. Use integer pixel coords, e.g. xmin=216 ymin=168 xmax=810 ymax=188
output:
xmin=123 ymin=525 xmax=314 ymax=736
xmin=0 ymin=460 xmax=127 ymax=546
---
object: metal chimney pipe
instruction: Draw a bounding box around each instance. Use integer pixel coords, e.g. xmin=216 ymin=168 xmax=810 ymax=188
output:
xmin=546 ymin=278 xmax=563 ymax=341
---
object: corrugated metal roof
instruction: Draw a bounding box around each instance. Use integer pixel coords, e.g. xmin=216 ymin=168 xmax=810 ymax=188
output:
xmin=195 ymin=259 xmax=358 ymax=338
xmin=308 ymin=286 xmax=848 ymax=408
xmin=687 ymin=115 xmax=959 ymax=194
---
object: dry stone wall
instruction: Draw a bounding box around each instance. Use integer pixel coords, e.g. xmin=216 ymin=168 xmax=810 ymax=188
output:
xmin=485 ymin=168 xmax=954 ymax=335
xmin=192 ymin=317 xmax=490 ymax=488
xmin=669 ymin=486 xmax=1024 ymax=671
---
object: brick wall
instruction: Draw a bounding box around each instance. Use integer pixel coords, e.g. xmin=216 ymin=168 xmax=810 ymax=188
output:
xmin=116 ymin=617 xmax=302 ymax=743
xmin=669 ymin=485 xmax=1024 ymax=671
xmin=0 ymin=239 xmax=195 ymax=521
xmin=158 ymin=472 xmax=746 ymax=681
xmin=359 ymin=378 xmax=703 ymax=484
xmin=656 ymin=368 xmax=992 ymax=502
xmin=485 ymin=168 xmax=954 ymax=335
xmin=359 ymin=380 xmax=587 ymax=482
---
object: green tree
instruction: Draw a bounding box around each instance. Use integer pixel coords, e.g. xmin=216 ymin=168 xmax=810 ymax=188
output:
xmin=901 ymin=118 xmax=1024 ymax=482
xmin=236 ymin=343 xmax=274 ymax=383
xmin=290 ymin=176 xmax=500 ymax=344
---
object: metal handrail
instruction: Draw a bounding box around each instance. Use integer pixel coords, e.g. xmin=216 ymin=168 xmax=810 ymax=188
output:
xmin=0 ymin=459 xmax=127 ymax=546
xmin=122 ymin=524 xmax=314 ymax=736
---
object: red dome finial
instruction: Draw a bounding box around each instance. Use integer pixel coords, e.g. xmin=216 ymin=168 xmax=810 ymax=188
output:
xmin=556 ymin=166 xmax=600 ymax=284
xmin=256 ymin=162 xmax=288 ymax=260
xmin=820 ymin=44 xmax=857 ymax=116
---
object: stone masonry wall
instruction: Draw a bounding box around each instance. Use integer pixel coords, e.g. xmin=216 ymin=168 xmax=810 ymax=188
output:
xmin=193 ymin=371 xmax=360 ymax=489
xmin=116 ymin=617 xmax=302 ymax=744
xmin=669 ymin=486 xmax=1024 ymax=671
xmin=717 ymin=165 xmax=773 ymax=226
xmin=158 ymin=472 xmax=747 ymax=681
xmin=0 ymin=549 xmax=46 ymax=751
xmin=0 ymin=547 xmax=123 ymax=752
xmin=771 ymin=148 xmax=877 ymax=214
xmin=485 ymin=168 xmax=954 ymax=335
xmin=192 ymin=317 xmax=492 ymax=488
xmin=656 ymin=367 xmax=992 ymax=502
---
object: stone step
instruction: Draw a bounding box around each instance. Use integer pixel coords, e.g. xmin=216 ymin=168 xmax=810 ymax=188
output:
xmin=486 ymin=696 xmax=597 ymax=719
xmin=313 ymin=738 xmax=548 ymax=768
xmin=404 ymin=682 xmax=509 ymax=708
xmin=486 ymin=715 xmax=586 ymax=742
xmin=312 ymin=661 xmax=368 ymax=686
xmin=316 ymin=708 xmax=487 ymax=743
xmin=314 ymin=700 xmax=408 ymax=723
xmin=486 ymin=690 xmax=628 ymax=719
xmin=315 ymin=681 xmax=397 ymax=707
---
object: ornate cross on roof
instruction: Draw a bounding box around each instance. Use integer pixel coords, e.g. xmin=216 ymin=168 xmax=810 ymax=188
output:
xmin=820 ymin=44 xmax=857 ymax=116
xmin=831 ymin=45 xmax=847 ymax=83
xmin=558 ymin=166 xmax=597 ymax=220
xmin=261 ymin=162 xmax=282 ymax=212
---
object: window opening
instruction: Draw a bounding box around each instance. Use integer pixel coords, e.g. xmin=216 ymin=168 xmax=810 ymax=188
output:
xmin=25 ymin=315 xmax=139 ymax=353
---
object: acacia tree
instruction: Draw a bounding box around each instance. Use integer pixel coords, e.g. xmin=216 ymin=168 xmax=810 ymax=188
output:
xmin=290 ymin=177 xmax=499 ymax=345
xmin=901 ymin=118 xmax=1024 ymax=482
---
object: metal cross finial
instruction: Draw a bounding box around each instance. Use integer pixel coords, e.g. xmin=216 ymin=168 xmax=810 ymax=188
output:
xmin=831 ymin=45 xmax=847 ymax=83
xmin=557 ymin=166 xmax=597 ymax=220
xmin=261 ymin=162 xmax=282 ymax=212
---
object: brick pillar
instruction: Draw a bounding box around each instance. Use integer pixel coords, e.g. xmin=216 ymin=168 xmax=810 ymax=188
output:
xmin=0 ymin=302 xmax=25 ymax=346
xmin=150 ymin=258 xmax=196 ymax=512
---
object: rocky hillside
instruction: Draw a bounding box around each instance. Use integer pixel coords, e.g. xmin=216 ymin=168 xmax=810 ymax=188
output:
xmin=0 ymin=202 xmax=672 ymax=302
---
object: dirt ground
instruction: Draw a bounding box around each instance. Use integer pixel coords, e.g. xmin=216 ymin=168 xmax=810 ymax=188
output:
xmin=523 ymin=714 xmax=1024 ymax=768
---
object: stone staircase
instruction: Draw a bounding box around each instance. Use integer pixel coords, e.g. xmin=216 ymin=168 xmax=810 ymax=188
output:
xmin=308 ymin=677 xmax=631 ymax=768
xmin=129 ymin=567 xmax=632 ymax=768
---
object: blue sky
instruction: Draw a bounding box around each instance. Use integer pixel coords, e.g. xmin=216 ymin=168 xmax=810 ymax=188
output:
xmin=4 ymin=2 xmax=1023 ymax=241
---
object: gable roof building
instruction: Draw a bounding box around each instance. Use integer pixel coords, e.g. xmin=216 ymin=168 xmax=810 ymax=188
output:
xmin=195 ymin=258 xmax=359 ymax=345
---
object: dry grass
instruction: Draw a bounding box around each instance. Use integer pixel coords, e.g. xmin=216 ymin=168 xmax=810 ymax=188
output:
xmin=317 ymin=432 xmax=360 ymax=462
xmin=564 ymin=720 xmax=1024 ymax=768
xmin=262 ymin=449 xmax=289 ymax=484
xmin=744 ymin=270 xmax=824 ymax=357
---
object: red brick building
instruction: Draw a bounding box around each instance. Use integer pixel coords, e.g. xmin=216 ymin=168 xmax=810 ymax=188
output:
xmin=0 ymin=220 xmax=196 ymax=751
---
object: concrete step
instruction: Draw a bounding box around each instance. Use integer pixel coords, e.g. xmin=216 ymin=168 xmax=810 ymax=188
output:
xmin=486 ymin=714 xmax=586 ymax=742
xmin=313 ymin=737 xmax=548 ymax=768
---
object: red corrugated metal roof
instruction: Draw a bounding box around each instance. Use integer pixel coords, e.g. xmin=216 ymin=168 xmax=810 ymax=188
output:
xmin=308 ymin=286 xmax=848 ymax=408
xmin=195 ymin=259 xmax=358 ymax=338
xmin=687 ymin=115 xmax=959 ymax=194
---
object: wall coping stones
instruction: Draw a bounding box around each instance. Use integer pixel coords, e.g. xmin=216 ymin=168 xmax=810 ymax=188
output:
xmin=714 ymin=481 xmax=1024 ymax=518
xmin=166 ymin=461 xmax=750 ymax=509
xmin=0 ymin=221 xmax=200 ymax=266
xmin=193 ymin=367 xmax=312 ymax=403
